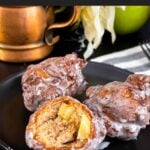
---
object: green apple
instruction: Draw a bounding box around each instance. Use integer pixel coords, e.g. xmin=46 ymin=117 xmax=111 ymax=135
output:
xmin=114 ymin=6 xmax=150 ymax=35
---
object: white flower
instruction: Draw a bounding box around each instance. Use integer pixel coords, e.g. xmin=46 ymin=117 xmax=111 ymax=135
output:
xmin=80 ymin=6 xmax=125 ymax=59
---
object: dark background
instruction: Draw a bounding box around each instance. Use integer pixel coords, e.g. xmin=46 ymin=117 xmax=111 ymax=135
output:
xmin=0 ymin=0 xmax=150 ymax=5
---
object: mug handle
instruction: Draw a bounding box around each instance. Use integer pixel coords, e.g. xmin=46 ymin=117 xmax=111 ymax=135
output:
xmin=45 ymin=6 xmax=80 ymax=46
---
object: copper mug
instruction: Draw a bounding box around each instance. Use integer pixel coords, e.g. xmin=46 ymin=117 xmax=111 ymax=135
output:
xmin=0 ymin=6 xmax=80 ymax=62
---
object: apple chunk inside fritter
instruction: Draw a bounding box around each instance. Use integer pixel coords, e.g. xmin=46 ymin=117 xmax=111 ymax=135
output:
xmin=27 ymin=98 xmax=93 ymax=149
xmin=58 ymin=103 xmax=91 ymax=141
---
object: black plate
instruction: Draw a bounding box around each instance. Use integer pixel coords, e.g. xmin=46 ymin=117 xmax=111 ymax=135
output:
xmin=0 ymin=62 xmax=150 ymax=150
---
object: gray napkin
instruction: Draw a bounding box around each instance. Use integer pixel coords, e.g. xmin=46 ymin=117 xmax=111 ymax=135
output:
xmin=91 ymin=45 xmax=150 ymax=75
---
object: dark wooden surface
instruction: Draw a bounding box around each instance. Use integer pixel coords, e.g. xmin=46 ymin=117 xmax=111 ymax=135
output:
xmin=0 ymin=20 xmax=150 ymax=82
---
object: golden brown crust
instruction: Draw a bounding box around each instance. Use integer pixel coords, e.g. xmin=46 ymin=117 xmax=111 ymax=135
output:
xmin=85 ymin=81 xmax=149 ymax=124
xmin=22 ymin=54 xmax=88 ymax=112
xmin=25 ymin=96 xmax=102 ymax=150
xmin=126 ymin=74 xmax=150 ymax=111
xmin=84 ymin=74 xmax=150 ymax=140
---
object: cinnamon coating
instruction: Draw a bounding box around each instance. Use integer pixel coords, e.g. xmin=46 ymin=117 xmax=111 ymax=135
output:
xmin=22 ymin=54 xmax=87 ymax=111
xmin=84 ymin=74 xmax=150 ymax=140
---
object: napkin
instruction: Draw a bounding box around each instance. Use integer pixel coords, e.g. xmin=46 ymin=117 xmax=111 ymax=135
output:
xmin=91 ymin=45 xmax=150 ymax=75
